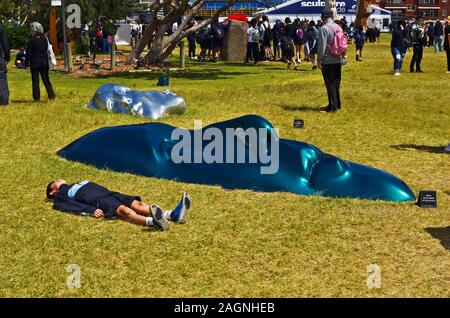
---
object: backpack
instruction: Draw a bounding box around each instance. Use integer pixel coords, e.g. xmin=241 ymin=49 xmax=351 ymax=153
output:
xmin=296 ymin=27 xmax=305 ymax=41
xmin=324 ymin=23 xmax=348 ymax=56
xmin=196 ymin=29 xmax=208 ymax=43
xmin=280 ymin=37 xmax=294 ymax=50
xmin=262 ymin=23 xmax=272 ymax=42
xmin=251 ymin=28 xmax=260 ymax=42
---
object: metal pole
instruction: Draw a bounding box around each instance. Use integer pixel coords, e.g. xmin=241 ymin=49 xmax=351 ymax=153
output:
xmin=61 ymin=0 xmax=68 ymax=72
xmin=179 ymin=41 xmax=185 ymax=69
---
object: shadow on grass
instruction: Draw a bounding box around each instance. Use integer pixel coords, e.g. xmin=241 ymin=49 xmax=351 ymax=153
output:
xmin=425 ymin=227 xmax=450 ymax=250
xmin=280 ymin=104 xmax=326 ymax=112
xmin=10 ymin=100 xmax=33 ymax=104
xmin=390 ymin=144 xmax=446 ymax=154
xmin=86 ymin=68 xmax=254 ymax=81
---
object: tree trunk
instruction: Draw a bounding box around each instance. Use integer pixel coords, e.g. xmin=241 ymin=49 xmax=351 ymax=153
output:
xmin=110 ymin=34 xmax=116 ymax=71
xmin=127 ymin=0 xmax=238 ymax=66
xmin=126 ymin=21 xmax=157 ymax=64
xmin=355 ymin=0 xmax=372 ymax=28
xmin=142 ymin=23 xmax=168 ymax=65
xmin=325 ymin=0 xmax=337 ymax=18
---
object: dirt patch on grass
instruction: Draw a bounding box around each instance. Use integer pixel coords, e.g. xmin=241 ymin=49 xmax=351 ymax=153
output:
xmin=53 ymin=54 xmax=180 ymax=78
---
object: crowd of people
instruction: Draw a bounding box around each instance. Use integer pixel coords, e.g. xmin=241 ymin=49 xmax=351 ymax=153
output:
xmin=187 ymin=14 xmax=351 ymax=68
xmin=0 ymin=13 xmax=449 ymax=108
xmin=182 ymin=14 xmax=449 ymax=76
xmin=390 ymin=18 xmax=449 ymax=75
xmin=78 ymin=21 xmax=119 ymax=55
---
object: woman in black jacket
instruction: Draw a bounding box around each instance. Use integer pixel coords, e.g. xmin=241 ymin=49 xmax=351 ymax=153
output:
xmin=25 ymin=22 xmax=55 ymax=101
xmin=390 ymin=20 xmax=410 ymax=76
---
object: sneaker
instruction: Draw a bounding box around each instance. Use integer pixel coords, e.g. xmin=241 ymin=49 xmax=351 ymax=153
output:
xmin=169 ymin=192 xmax=191 ymax=224
xmin=293 ymin=65 xmax=298 ymax=71
xmin=150 ymin=204 xmax=170 ymax=231
xmin=319 ymin=106 xmax=336 ymax=113
xmin=444 ymin=143 xmax=450 ymax=153
xmin=394 ymin=71 xmax=401 ymax=76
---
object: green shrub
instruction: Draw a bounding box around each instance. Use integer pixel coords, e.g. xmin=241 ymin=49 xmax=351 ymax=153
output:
xmin=5 ymin=26 xmax=29 ymax=49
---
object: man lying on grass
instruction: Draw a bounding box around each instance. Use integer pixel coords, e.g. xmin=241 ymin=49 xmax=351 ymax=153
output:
xmin=46 ymin=179 xmax=190 ymax=231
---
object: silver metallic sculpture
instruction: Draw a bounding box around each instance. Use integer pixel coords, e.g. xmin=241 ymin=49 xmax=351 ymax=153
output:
xmin=87 ymin=84 xmax=186 ymax=120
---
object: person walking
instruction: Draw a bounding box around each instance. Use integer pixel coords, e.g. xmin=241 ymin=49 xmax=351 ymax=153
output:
xmin=187 ymin=19 xmax=197 ymax=60
xmin=272 ymin=20 xmax=282 ymax=60
xmin=279 ymin=29 xmax=298 ymax=70
xmin=260 ymin=15 xmax=273 ymax=61
xmin=293 ymin=20 xmax=306 ymax=63
xmin=0 ymin=21 xmax=10 ymax=106
xmin=354 ymin=25 xmax=365 ymax=62
xmin=391 ymin=20 xmax=410 ymax=76
xmin=427 ymin=22 xmax=434 ymax=47
xmin=317 ymin=8 xmax=345 ymax=113
xmin=211 ymin=20 xmax=225 ymax=62
xmin=130 ymin=20 xmax=139 ymax=50
xmin=282 ymin=18 xmax=294 ymax=62
xmin=305 ymin=20 xmax=319 ymax=69
xmin=410 ymin=20 xmax=426 ymax=72
xmin=25 ymin=22 xmax=56 ymax=102
xmin=196 ymin=26 xmax=208 ymax=62
xmin=434 ymin=20 xmax=443 ymax=53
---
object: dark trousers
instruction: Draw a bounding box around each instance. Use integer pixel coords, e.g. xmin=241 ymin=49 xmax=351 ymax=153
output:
xmin=321 ymin=63 xmax=342 ymax=111
xmin=31 ymin=66 xmax=55 ymax=101
xmin=273 ymin=39 xmax=278 ymax=59
xmin=446 ymin=49 xmax=450 ymax=71
xmin=188 ymin=40 xmax=196 ymax=58
xmin=245 ymin=42 xmax=258 ymax=63
xmin=410 ymin=44 xmax=423 ymax=71
xmin=0 ymin=71 xmax=8 ymax=105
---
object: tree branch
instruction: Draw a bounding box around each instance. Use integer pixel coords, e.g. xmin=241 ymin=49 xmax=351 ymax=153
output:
xmin=162 ymin=0 xmax=237 ymax=48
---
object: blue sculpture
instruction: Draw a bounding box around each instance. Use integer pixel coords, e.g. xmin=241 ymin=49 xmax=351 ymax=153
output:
xmin=57 ymin=115 xmax=415 ymax=202
xmin=87 ymin=84 xmax=186 ymax=120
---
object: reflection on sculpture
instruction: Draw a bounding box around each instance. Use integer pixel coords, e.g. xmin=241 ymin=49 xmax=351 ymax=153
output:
xmin=57 ymin=115 xmax=415 ymax=202
xmin=87 ymin=84 xmax=186 ymax=120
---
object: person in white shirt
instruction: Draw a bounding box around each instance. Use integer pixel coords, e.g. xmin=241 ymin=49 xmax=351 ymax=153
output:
xmin=245 ymin=20 xmax=260 ymax=64
xmin=130 ymin=20 xmax=139 ymax=49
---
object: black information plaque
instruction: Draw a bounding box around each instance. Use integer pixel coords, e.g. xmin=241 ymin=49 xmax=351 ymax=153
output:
xmin=417 ymin=190 xmax=437 ymax=208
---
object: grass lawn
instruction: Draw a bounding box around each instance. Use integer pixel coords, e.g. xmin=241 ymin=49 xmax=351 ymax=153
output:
xmin=0 ymin=34 xmax=449 ymax=298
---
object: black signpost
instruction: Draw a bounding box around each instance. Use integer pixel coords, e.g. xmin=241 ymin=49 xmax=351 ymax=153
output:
xmin=417 ymin=190 xmax=437 ymax=208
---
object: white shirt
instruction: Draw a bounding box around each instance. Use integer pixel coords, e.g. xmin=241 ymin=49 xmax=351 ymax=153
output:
xmin=172 ymin=22 xmax=178 ymax=33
